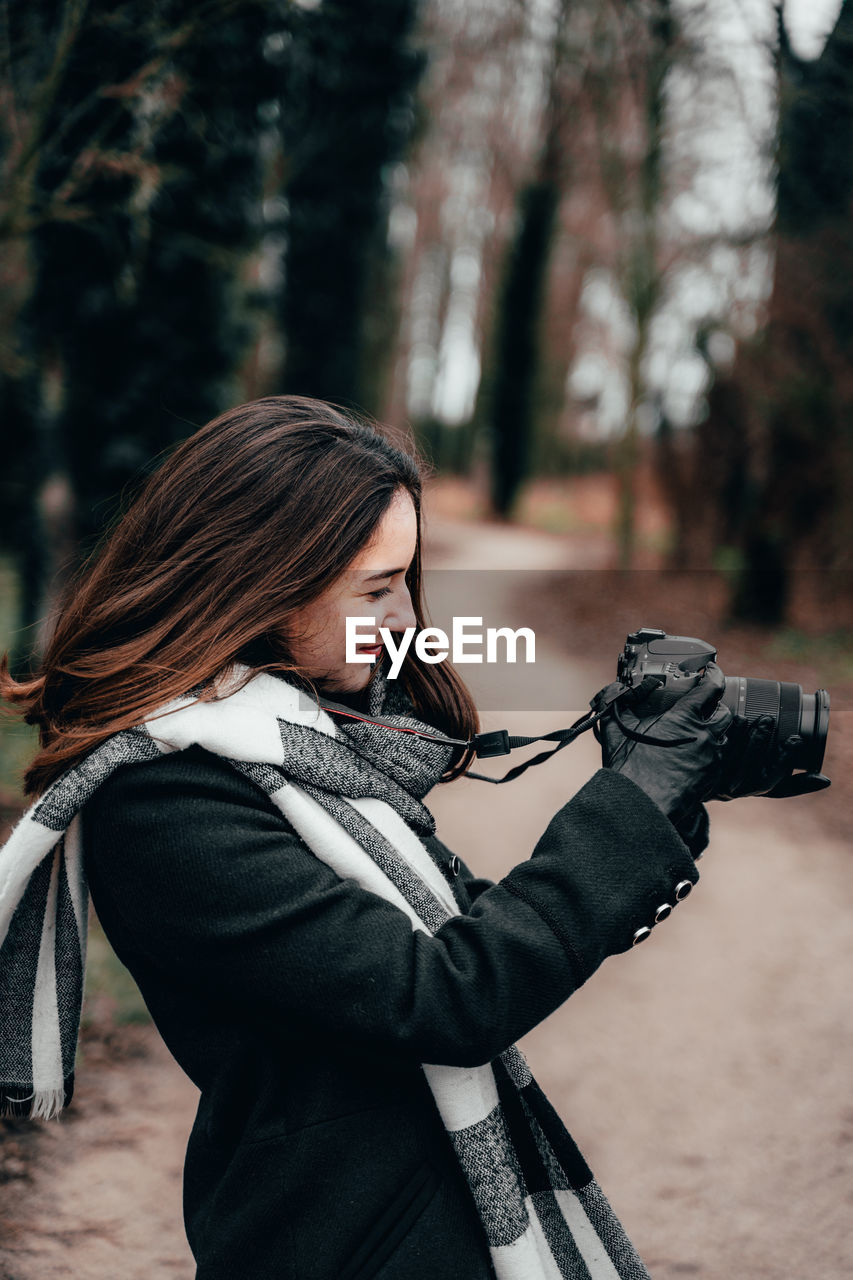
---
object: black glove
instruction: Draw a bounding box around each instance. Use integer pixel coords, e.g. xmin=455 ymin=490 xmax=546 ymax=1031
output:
xmin=596 ymin=661 xmax=733 ymax=831
xmin=716 ymin=715 xmax=831 ymax=799
xmin=672 ymin=804 xmax=710 ymax=858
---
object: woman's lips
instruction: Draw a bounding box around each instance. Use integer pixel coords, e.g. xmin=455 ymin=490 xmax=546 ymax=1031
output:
xmin=355 ymin=643 xmax=384 ymax=657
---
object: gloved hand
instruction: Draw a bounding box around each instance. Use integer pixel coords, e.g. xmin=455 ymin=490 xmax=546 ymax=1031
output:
xmin=671 ymin=804 xmax=710 ymax=858
xmin=716 ymin=715 xmax=830 ymax=799
xmin=596 ymin=661 xmax=733 ymax=831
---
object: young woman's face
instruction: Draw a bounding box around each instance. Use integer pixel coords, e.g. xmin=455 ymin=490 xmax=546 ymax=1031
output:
xmin=286 ymin=488 xmax=419 ymax=694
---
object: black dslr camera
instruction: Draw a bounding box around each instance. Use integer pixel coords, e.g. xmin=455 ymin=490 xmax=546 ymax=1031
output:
xmin=616 ymin=628 xmax=831 ymax=799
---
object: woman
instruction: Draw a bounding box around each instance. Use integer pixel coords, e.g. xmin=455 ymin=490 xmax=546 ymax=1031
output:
xmin=0 ymin=396 xmax=732 ymax=1280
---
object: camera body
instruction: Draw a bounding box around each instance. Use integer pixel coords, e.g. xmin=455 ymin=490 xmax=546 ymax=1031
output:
xmin=616 ymin=627 xmax=830 ymax=782
xmin=618 ymin=628 xmax=714 ymax=708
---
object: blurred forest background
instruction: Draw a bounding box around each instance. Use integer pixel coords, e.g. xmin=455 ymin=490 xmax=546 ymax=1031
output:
xmin=1 ymin=6 xmax=852 ymax=1267
xmin=2 ymin=0 xmax=853 ymax=729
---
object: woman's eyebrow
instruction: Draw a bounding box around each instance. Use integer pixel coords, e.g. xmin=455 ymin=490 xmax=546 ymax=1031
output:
xmin=362 ymin=567 xmax=407 ymax=582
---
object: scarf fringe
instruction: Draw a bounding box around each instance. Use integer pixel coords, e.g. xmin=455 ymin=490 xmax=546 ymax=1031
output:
xmin=1 ymin=1085 xmax=66 ymax=1120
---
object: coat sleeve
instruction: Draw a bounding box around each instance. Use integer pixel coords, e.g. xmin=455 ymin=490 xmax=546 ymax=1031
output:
xmin=83 ymin=746 xmax=699 ymax=1068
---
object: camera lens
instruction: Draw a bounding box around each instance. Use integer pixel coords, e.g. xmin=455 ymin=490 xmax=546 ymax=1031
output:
xmin=721 ymin=677 xmax=830 ymax=774
xmin=801 ymin=687 xmax=830 ymax=773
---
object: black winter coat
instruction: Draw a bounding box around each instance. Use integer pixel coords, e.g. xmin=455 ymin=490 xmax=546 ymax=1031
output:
xmin=82 ymin=745 xmax=699 ymax=1280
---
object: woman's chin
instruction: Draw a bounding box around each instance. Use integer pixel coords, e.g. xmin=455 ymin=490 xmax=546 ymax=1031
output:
xmin=317 ymin=665 xmax=377 ymax=695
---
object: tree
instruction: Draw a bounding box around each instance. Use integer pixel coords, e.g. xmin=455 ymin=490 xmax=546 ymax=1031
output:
xmin=484 ymin=7 xmax=567 ymax=518
xmin=711 ymin=0 xmax=853 ymax=624
xmin=472 ymin=0 xmax=589 ymax=519
xmin=1 ymin=0 xmax=279 ymax=656
xmin=473 ymin=0 xmax=680 ymax=529
xmin=275 ymin=0 xmax=425 ymax=413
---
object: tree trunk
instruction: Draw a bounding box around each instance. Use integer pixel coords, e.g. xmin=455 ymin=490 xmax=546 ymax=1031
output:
xmin=276 ymin=0 xmax=424 ymax=412
xmin=730 ymin=0 xmax=853 ymax=624
xmin=488 ymin=177 xmax=561 ymax=518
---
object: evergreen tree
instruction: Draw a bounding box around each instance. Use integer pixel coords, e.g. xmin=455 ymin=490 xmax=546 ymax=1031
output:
xmin=275 ymin=0 xmax=425 ymax=412
xmin=2 ymin=0 xmax=279 ymax=653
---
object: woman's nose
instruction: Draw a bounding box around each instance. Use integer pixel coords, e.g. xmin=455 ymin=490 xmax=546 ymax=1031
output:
xmin=382 ymin=583 xmax=416 ymax=633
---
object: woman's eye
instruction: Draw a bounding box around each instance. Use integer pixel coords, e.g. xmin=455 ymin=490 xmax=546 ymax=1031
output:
xmin=367 ymin=585 xmax=392 ymax=601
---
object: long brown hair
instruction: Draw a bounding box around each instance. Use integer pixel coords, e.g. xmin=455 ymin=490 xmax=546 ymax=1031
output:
xmin=1 ymin=396 xmax=479 ymax=796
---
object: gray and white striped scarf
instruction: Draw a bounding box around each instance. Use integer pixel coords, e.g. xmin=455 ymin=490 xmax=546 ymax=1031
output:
xmin=0 ymin=664 xmax=650 ymax=1280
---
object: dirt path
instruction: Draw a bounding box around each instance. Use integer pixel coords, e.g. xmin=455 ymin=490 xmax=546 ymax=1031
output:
xmin=0 ymin=1027 xmax=197 ymax=1279
xmin=1 ymin=515 xmax=850 ymax=1279
xmin=427 ymin=514 xmax=853 ymax=1280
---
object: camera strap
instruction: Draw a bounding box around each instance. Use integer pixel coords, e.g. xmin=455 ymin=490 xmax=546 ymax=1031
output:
xmin=465 ymin=679 xmax=699 ymax=781
xmin=463 ymin=707 xmax=608 ymax=783
xmin=319 ymin=682 xmax=626 ymax=785
xmin=606 ymin=698 xmax=697 ymax=747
